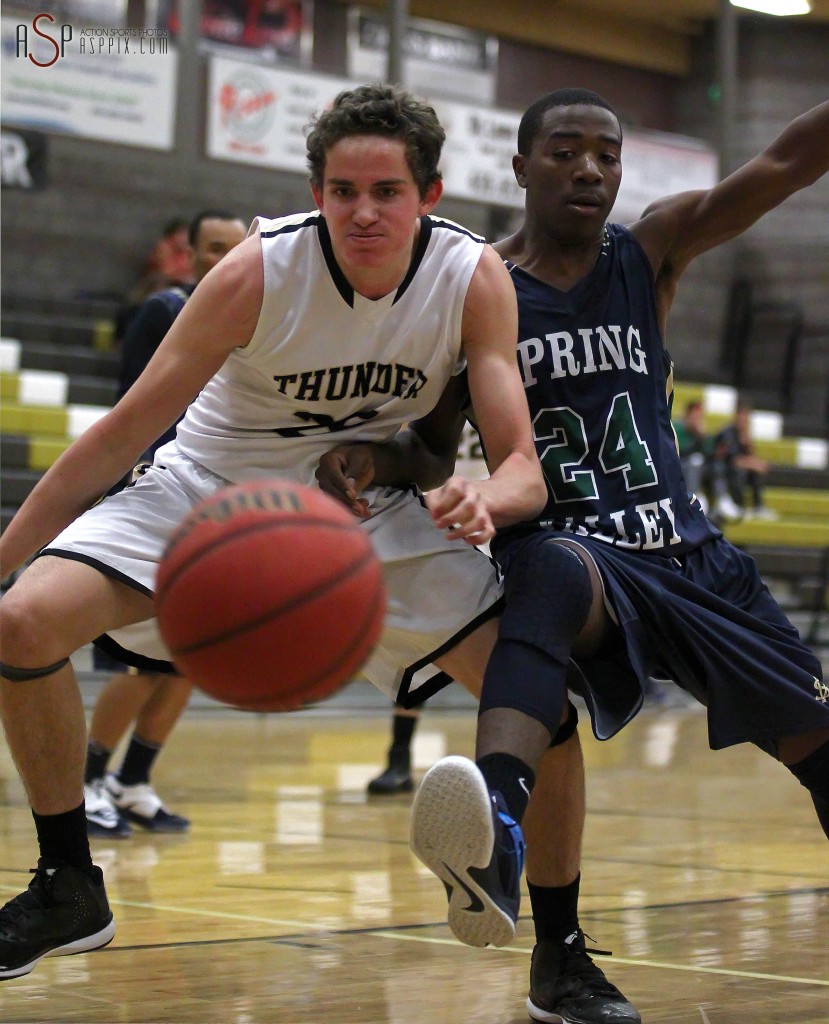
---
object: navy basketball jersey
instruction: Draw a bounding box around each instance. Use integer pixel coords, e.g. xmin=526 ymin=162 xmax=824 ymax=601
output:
xmin=508 ymin=223 xmax=720 ymax=555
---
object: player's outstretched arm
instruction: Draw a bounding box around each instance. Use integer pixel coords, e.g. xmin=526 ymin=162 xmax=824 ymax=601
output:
xmin=454 ymin=244 xmax=546 ymax=528
xmin=316 ymin=375 xmax=468 ymax=517
xmin=635 ymin=100 xmax=829 ymax=284
xmin=0 ymin=237 xmax=263 ymax=580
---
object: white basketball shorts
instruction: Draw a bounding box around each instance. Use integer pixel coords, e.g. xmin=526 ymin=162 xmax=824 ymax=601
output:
xmin=43 ymin=442 xmax=503 ymax=705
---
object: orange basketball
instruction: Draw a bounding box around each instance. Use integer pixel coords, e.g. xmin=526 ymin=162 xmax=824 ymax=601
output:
xmin=155 ymin=479 xmax=386 ymax=712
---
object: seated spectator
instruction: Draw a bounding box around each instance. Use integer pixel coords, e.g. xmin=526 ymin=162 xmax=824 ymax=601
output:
xmin=711 ymin=397 xmax=777 ymax=521
xmin=673 ymin=399 xmax=713 ymax=514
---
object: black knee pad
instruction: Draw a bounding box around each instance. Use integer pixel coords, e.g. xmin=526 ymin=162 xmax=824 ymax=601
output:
xmin=0 ymin=657 xmax=70 ymax=681
xmin=478 ymin=539 xmax=593 ymax=739
xmin=550 ymin=700 xmax=579 ymax=748
xmin=499 ymin=537 xmax=594 ymax=661
xmin=479 ymin=637 xmax=567 ymax=737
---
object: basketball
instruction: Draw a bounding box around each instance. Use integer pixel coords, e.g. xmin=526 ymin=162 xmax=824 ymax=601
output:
xmin=155 ymin=479 xmax=386 ymax=713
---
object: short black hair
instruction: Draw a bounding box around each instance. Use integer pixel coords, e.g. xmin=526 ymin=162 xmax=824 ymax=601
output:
xmin=161 ymin=217 xmax=188 ymax=237
xmin=306 ymin=83 xmax=444 ymax=198
xmin=188 ymin=209 xmax=242 ymax=248
xmin=517 ymin=88 xmax=622 ymax=156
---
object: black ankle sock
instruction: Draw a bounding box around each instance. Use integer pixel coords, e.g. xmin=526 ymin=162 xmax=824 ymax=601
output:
xmin=392 ymin=713 xmax=417 ymax=746
xmin=117 ymin=734 xmax=161 ymax=786
xmin=85 ymin=741 xmax=112 ymax=784
xmin=32 ymin=803 xmax=95 ymax=876
xmin=388 ymin=714 xmax=417 ymax=767
xmin=528 ymin=873 xmax=581 ymax=944
xmin=476 ymin=753 xmax=535 ymax=823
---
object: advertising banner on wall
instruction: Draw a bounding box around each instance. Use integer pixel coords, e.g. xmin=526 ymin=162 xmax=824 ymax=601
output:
xmin=432 ymin=98 xmax=526 ymax=209
xmin=206 ymin=55 xmax=717 ymax=218
xmin=347 ymin=10 xmax=496 ymax=105
xmin=614 ymin=131 xmax=718 ymax=221
xmin=207 ymin=56 xmax=351 ymax=170
xmin=434 ymin=98 xmax=718 ymax=218
xmin=168 ymin=0 xmax=311 ymax=64
xmin=1 ymin=14 xmax=177 ymax=150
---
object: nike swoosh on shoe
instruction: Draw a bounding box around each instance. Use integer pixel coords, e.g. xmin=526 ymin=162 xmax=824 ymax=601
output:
xmin=442 ymin=862 xmax=485 ymax=914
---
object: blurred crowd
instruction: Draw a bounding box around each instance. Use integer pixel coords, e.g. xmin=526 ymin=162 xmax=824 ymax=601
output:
xmin=673 ymin=397 xmax=777 ymax=524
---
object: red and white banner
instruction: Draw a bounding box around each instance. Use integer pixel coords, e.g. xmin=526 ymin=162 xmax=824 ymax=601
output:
xmin=207 ymin=57 xmax=350 ymax=170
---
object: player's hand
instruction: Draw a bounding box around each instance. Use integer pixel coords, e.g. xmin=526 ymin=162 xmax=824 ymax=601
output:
xmin=316 ymin=444 xmax=375 ymax=519
xmin=425 ymin=477 xmax=494 ymax=545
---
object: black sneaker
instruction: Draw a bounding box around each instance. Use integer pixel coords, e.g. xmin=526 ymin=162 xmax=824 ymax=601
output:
xmin=0 ymin=861 xmax=115 ymax=981
xmin=410 ymin=755 xmax=525 ymax=948
xmin=527 ymin=930 xmax=641 ymax=1023
xmin=367 ymin=762 xmax=414 ymax=795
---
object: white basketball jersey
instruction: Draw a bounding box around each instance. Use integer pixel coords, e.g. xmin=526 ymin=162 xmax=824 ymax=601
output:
xmin=174 ymin=211 xmax=485 ymax=485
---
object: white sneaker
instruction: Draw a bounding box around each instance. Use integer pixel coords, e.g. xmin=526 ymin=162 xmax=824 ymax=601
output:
xmin=715 ymin=496 xmax=743 ymax=522
xmin=750 ymin=505 xmax=779 ymax=521
xmin=105 ymin=775 xmax=190 ymax=833
xmin=85 ymin=779 xmax=131 ymax=838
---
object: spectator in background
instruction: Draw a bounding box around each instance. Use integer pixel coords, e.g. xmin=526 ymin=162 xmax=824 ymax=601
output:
xmin=673 ymin=399 xmax=713 ymax=514
xmin=143 ymin=217 xmax=195 ymax=291
xmin=116 ymin=218 xmax=195 ymax=342
xmin=712 ymin=397 xmax=777 ymax=521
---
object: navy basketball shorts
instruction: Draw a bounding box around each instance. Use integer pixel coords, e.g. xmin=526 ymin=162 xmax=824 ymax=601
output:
xmin=496 ymin=529 xmax=827 ymax=752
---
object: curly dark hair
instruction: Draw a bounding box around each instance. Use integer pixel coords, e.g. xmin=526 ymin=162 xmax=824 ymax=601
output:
xmin=517 ymin=88 xmax=622 ymax=156
xmin=306 ymin=84 xmax=444 ymax=198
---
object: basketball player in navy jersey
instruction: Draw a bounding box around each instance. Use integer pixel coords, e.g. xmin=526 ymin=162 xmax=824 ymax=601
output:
xmin=317 ymin=91 xmax=829 ymax=1023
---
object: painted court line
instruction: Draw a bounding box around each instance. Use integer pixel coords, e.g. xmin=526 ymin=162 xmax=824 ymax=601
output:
xmin=0 ymin=887 xmax=323 ymax=932
xmin=116 ymin=898 xmax=326 ymax=930
xmin=2 ymin=883 xmax=824 ymax=988
xmin=367 ymin=931 xmax=829 ymax=987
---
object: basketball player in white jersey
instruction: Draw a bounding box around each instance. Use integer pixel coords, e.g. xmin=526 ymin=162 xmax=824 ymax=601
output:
xmin=0 ymin=84 xmax=552 ymax=981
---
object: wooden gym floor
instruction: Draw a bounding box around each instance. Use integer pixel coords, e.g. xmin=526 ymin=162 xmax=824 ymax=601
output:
xmin=1 ymin=687 xmax=827 ymax=1023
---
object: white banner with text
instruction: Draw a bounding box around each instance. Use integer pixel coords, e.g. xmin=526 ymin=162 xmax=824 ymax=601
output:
xmin=206 ymin=56 xmax=717 ymax=218
xmin=1 ymin=15 xmax=177 ymax=150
